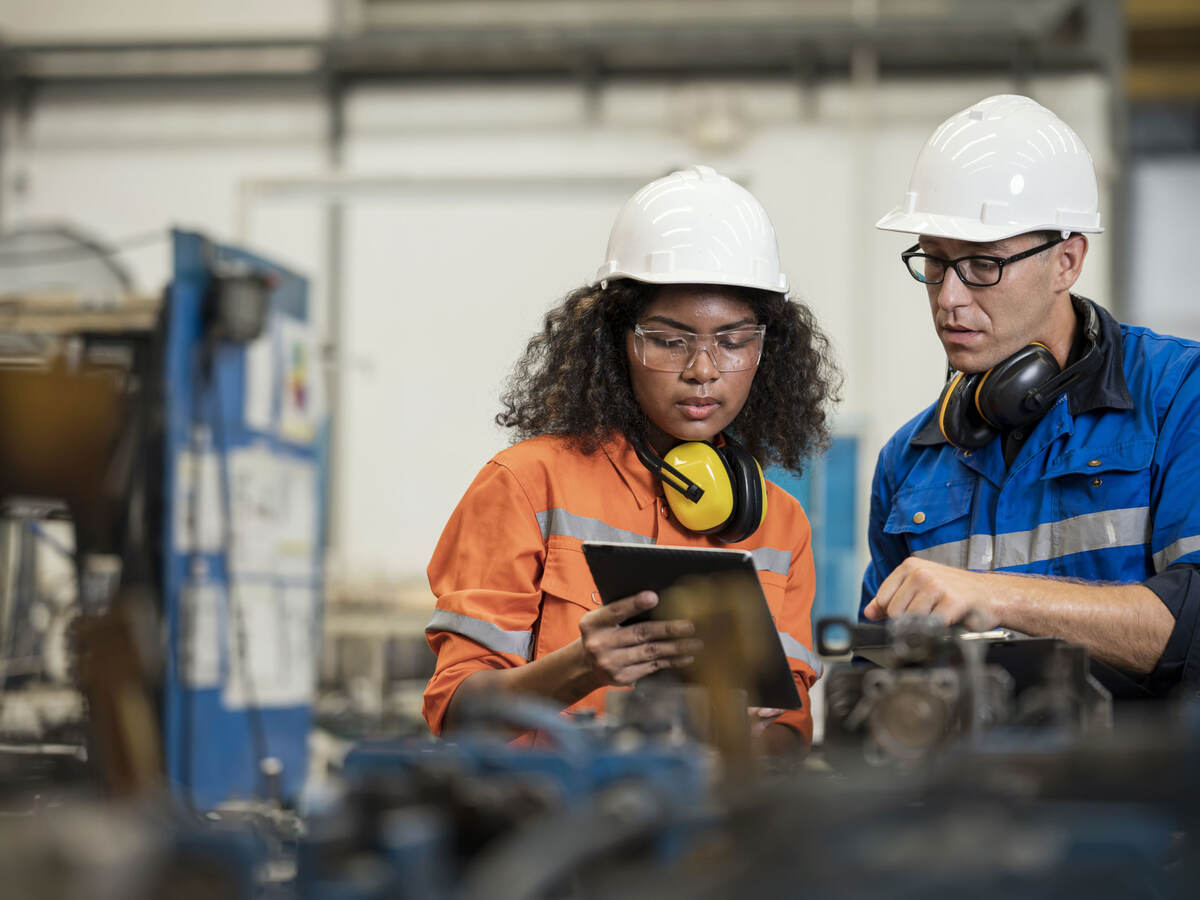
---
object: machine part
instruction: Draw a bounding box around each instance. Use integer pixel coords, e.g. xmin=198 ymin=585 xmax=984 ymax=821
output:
xmin=450 ymin=691 xmax=593 ymax=759
xmin=605 ymin=682 xmax=715 ymax=749
xmin=866 ymin=676 xmax=956 ymax=766
xmin=306 ymin=693 xmax=709 ymax=899
xmin=0 ymin=348 xmax=137 ymax=557
xmin=890 ymin=615 xmax=954 ymax=665
xmin=74 ymin=597 xmax=164 ymax=794
xmin=0 ymin=224 xmax=137 ymax=300
xmin=460 ymin=782 xmax=674 ymax=900
xmin=594 ymin=165 xmax=788 ymax=293
xmin=818 ymin=614 xmax=1120 ymax=768
xmin=0 ymin=796 xmax=264 ymax=900
xmin=204 ymin=264 xmax=272 ymax=344
xmin=876 ymin=94 xmax=1104 ymax=242
xmin=79 ymin=553 xmax=122 ymax=615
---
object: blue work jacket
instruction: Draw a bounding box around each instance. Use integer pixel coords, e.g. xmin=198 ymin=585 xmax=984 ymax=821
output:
xmin=861 ymin=299 xmax=1200 ymax=694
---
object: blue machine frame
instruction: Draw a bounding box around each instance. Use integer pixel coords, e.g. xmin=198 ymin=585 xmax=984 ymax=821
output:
xmin=162 ymin=230 xmax=327 ymax=810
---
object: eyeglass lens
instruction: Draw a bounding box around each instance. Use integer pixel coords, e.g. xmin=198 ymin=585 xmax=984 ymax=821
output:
xmin=906 ymin=254 xmax=1001 ymax=286
xmin=636 ymin=327 xmax=764 ymax=372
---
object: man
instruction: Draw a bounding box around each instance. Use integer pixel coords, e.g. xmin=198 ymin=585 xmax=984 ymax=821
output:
xmin=861 ymin=94 xmax=1200 ymax=694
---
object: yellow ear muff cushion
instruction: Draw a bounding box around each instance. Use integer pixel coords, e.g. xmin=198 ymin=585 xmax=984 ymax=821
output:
xmin=937 ymin=371 xmax=966 ymax=447
xmin=662 ymin=442 xmax=734 ymax=533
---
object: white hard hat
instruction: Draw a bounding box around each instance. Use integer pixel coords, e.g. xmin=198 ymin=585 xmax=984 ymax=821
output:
xmin=876 ymin=94 xmax=1103 ymax=242
xmin=595 ymin=165 xmax=788 ymax=294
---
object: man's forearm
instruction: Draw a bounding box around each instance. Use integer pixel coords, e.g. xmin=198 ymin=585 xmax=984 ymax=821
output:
xmin=991 ymin=577 xmax=1173 ymax=674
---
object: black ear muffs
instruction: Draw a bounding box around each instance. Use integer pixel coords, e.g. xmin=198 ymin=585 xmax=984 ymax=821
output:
xmin=631 ymin=432 xmax=766 ymax=542
xmin=937 ymin=345 xmax=1061 ymax=450
xmin=936 ymin=371 xmax=995 ymax=450
xmin=974 ymin=343 xmax=1062 ymax=428
xmin=936 ymin=298 xmax=1104 ymax=451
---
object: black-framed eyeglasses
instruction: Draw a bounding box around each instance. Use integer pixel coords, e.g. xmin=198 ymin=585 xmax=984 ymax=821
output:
xmin=901 ymin=235 xmax=1066 ymax=287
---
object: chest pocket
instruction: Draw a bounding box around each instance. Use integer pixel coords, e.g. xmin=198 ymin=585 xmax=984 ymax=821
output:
xmin=1045 ymin=439 xmax=1154 ymax=524
xmin=535 ymin=542 xmax=600 ymax=660
xmin=884 ymin=480 xmax=973 ymax=545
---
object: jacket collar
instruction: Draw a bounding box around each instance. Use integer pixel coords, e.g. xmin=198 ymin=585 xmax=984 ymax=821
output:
xmin=601 ymin=433 xmax=660 ymax=510
xmin=911 ymin=295 xmax=1133 ymax=448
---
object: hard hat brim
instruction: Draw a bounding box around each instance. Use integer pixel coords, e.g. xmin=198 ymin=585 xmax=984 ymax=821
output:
xmin=594 ymin=267 xmax=788 ymax=295
xmin=875 ymin=207 xmax=1104 ymax=243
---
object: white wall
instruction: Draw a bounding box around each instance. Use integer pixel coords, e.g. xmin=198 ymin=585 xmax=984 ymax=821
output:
xmin=0 ymin=0 xmax=331 ymax=40
xmin=2 ymin=72 xmax=1115 ymax=587
xmin=1129 ymin=158 xmax=1200 ymax=340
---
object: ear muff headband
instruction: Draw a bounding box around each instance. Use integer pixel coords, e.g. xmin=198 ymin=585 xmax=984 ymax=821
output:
xmin=1022 ymin=302 xmax=1104 ymax=411
xmin=631 ymin=432 xmax=704 ymax=502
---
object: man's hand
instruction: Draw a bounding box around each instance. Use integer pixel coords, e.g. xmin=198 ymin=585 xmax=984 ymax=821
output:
xmin=863 ymin=557 xmax=1002 ymax=630
xmin=577 ymin=591 xmax=702 ymax=689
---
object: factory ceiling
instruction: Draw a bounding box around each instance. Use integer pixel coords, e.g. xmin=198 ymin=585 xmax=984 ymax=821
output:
xmin=0 ymin=0 xmax=1117 ymax=87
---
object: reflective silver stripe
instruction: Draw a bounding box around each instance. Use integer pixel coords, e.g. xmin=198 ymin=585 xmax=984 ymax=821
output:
xmin=913 ymin=506 xmax=1151 ymax=571
xmin=749 ymin=547 xmax=791 ymax=577
xmin=425 ymin=609 xmax=533 ymax=660
xmin=536 ymin=508 xmax=652 ymax=545
xmin=1153 ymin=535 xmax=1200 ymax=572
xmin=779 ymin=632 xmax=824 ymax=678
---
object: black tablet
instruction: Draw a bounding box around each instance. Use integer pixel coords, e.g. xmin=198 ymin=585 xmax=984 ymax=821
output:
xmin=581 ymin=541 xmax=803 ymax=710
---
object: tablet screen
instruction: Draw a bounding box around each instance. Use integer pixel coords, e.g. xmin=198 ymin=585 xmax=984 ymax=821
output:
xmin=581 ymin=541 xmax=802 ymax=709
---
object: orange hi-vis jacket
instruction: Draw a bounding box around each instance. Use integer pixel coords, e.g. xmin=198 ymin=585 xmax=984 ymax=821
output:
xmin=422 ymin=433 xmax=823 ymax=744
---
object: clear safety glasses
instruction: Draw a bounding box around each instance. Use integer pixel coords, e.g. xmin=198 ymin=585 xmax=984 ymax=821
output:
xmin=632 ymin=324 xmax=765 ymax=373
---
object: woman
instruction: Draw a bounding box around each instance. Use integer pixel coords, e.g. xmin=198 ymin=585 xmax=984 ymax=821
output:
xmin=422 ymin=166 xmax=840 ymax=750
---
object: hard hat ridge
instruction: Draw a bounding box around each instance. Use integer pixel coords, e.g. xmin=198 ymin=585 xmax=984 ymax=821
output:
xmin=876 ymin=94 xmax=1104 ymax=243
xmin=596 ymin=165 xmax=789 ymax=294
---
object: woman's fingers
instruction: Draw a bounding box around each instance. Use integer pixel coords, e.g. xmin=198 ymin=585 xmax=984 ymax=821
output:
xmin=615 ymin=654 xmax=697 ymax=686
xmin=581 ymin=591 xmax=658 ymax=630
xmin=578 ymin=589 xmax=702 ymax=685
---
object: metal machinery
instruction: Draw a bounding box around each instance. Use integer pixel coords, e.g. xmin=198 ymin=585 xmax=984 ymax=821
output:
xmin=279 ymin=614 xmax=1200 ymax=900
xmin=0 ymin=227 xmax=324 ymax=898
xmin=817 ymin=616 xmax=1114 ymax=767
xmin=288 ymin=668 xmax=1200 ymax=900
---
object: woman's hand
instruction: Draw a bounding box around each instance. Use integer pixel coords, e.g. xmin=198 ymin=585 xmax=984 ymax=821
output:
xmin=577 ymin=591 xmax=702 ymax=689
xmin=747 ymin=707 xmax=785 ymax=738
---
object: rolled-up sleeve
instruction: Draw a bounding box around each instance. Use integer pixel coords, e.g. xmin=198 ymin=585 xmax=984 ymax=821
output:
xmin=422 ymin=460 xmax=546 ymax=735
xmin=1143 ymin=359 xmax=1200 ymax=695
xmin=1144 ymin=565 xmax=1200 ymax=697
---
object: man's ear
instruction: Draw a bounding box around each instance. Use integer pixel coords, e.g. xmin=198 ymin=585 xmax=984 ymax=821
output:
xmin=1053 ymin=232 xmax=1089 ymax=292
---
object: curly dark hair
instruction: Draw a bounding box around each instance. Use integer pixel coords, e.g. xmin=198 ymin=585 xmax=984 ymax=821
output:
xmin=496 ymin=279 xmax=842 ymax=475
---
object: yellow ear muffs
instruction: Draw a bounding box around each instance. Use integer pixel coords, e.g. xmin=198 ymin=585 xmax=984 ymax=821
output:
xmin=716 ymin=438 xmax=766 ymax=543
xmin=661 ymin=437 xmax=766 ymax=542
xmin=662 ymin=442 xmax=735 ymax=534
